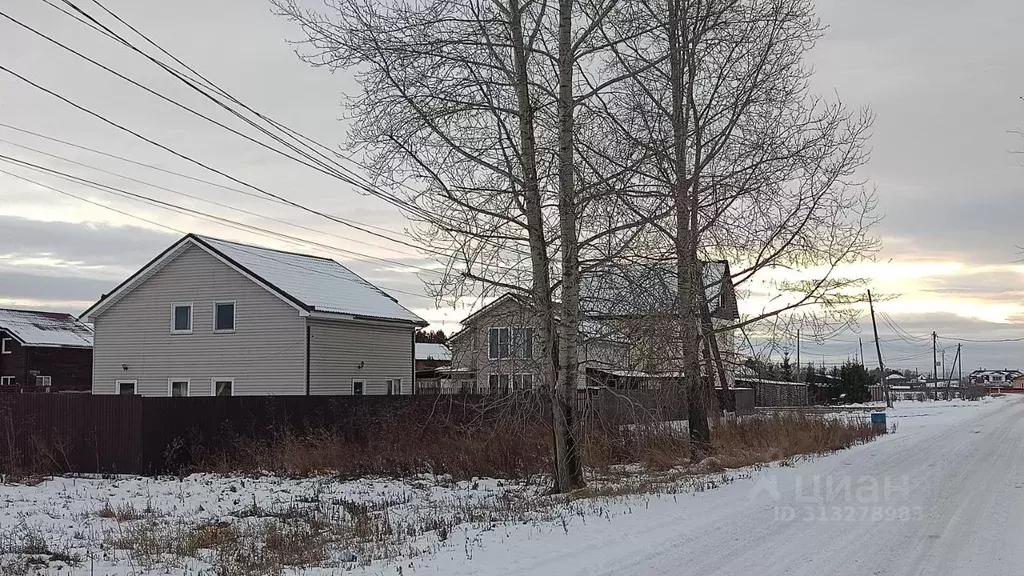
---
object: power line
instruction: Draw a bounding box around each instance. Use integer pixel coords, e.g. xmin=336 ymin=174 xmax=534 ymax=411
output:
xmin=938 ymin=335 xmax=1024 ymax=344
xmin=0 ymin=153 xmax=435 ymax=297
xmin=0 ymin=166 xmax=186 ymax=235
xmin=40 ymin=0 xmax=532 ymax=258
xmin=0 ymin=61 xmax=438 ymax=256
xmin=36 ymin=1 xmax=470 ymax=230
xmin=878 ymin=311 xmax=930 ymax=344
xmin=0 ymin=121 xmax=412 ymax=240
xmin=2 ymin=164 xmax=427 ymax=301
xmin=0 ymin=135 xmax=439 ymax=267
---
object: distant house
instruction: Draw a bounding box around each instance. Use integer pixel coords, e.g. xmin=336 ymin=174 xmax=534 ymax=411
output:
xmin=0 ymin=308 xmax=93 ymax=392
xmin=447 ymin=261 xmax=740 ymax=393
xmin=415 ymin=343 xmax=451 ymax=379
xmin=968 ymin=369 xmax=1022 ymax=387
xmin=81 ymin=234 xmax=427 ymax=397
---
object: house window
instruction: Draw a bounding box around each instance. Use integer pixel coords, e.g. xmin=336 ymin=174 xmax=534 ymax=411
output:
xmin=171 ymin=303 xmax=193 ymax=334
xmin=385 ymin=378 xmax=402 ymax=395
xmin=35 ymin=375 xmax=51 ymax=388
xmin=169 ymin=379 xmax=190 ymax=397
xmin=513 ymin=373 xmax=534 ymax=389
xmin=488 ymin=328 xmax=508 ymax=359
xmin=117 ymin=380 xmax=137 ymax=395
xmin=214 ymin=301 xmax=235 ymax=333
xmin=511 ymin=328 xmax=534 ymax=359
xmin=488 ymin=373 xmax=511 ymax=393
xmin=213 ymin=379 xmax=234 ymax=397
xmin=488 ymin=327 xmax=533 ymax=359
xmin=352 ymin=379 xmax=364 ymax=396
xmin=1 ymin=338 xmax=11 ymax=354
xmin=0 ymin=376 xmax=13 ymax=386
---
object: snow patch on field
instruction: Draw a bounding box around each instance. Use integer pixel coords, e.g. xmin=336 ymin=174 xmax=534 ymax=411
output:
xmin=0 ymin=396 xmax=1011 ymax=575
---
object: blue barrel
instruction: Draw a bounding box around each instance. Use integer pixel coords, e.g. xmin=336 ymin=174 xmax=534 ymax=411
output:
xmin=871 ymin=412 xmax=887 ymax=434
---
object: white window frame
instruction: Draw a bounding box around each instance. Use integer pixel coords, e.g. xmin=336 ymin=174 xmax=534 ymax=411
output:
xmin=488 ymin=327 xmax=507 ymax=360
xmin=352 ymin=379 xmax=365 ymax=396
xmin=513 ymin=373 xmax=534 ymax=389
xmin=116 ymin=379 xmax=138 ymax=395
xmin=168 ymin=378 xmax=190 ymax=397
xmin=385 ymin=378 xmax=402 ymax=395
xmin=488 ymin=327 xmax=534 ymax=360
xmin=211 ymin=378 xmax=234 ymax=397
xmin=0 ymin=376 xmax=13 ymax=386
xmin=36 ymin=375 xmax=51 ymax=388
xmin=170 ymin=302 xmax=194 ymax=334
xmin=488 ymin=373 xmax=511 ymax=391
xmin=1 ymin=337 xmax=11 ymax=354
xmin=213 ymin=301 xmax=236 ymax=333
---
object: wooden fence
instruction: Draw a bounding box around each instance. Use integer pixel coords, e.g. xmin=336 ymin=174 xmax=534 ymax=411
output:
xmin=735 ymin=378 xmax=810 ymax=407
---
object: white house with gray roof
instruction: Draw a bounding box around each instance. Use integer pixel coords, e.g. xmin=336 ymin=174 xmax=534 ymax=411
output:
xmin=82 ymin=234 xmax=427 ymax=397
xmin=448 ymin=261 xmax=740 ymax=392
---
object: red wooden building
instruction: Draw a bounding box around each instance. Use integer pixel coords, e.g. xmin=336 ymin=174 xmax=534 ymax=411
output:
xmin=0 ymin=308 xmax=93 ymax=393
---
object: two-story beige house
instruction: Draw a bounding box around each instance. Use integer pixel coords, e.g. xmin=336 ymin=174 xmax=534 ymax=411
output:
xmin=81 ymin=234 xmax=427 ymax=396
xmin=448 ymin=261 xmax=739 ymax=392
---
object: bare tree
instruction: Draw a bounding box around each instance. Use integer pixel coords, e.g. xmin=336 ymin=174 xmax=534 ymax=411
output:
xmin=275 ymin=0 xmax=878 ymax=469
xmin=593 ymin=0 xmax=879 ymax=453
xmin=274 ymin=0 xmax=637 ymax=492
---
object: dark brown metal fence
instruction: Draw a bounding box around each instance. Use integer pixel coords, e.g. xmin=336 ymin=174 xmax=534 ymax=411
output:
xmin=0 ymin=394 xmax=487 ymax=475
xmin=0 ymin=388 xmax=761 ymax=477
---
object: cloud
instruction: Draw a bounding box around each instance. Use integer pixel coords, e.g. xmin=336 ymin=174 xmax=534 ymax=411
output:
xmin=0 ymin=215 xmax=176 ymax=272
xmin=3 ymin=0 xmax=1024 ymax=370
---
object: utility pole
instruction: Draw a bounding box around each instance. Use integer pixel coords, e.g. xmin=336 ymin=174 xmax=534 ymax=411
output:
xmin=958 ymin=343 xmax=963 ymax=396
xmin=796 ymin=328 xmax=801 ymax=382
xmin=945 ymin=344 xmax=960 ymax=401
xmin=859 ymin=338 xmax=864 ymax=366
xmin=932 ymin=331 xmax=938 ymax=400
xmin=868 ymin=290 xmax=892 ymax=408
xmin=941 ymin=348 xmax=946 ymax=401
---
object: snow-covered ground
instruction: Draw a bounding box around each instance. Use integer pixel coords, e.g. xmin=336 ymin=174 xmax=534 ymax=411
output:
xmin=0 ymin=395 xmax=1016 ymax=575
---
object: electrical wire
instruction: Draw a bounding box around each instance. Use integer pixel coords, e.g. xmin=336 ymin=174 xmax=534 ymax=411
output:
xmin=0 ymin=135 xmax=438 ymax=266
xmin=42 ymin=0 xmax=532 ymax=258
xmin=2 ymin=164 xmax=428 ymax=301
xmin=0 ymin=61 xmax=438 ymax=256
xmin=0 ymin=153 xmax=437 ymax=296
xmin=0 ymin=167 xmax=187 ymax=236
xmin=0 ymin=121 xmax=411 ymax=239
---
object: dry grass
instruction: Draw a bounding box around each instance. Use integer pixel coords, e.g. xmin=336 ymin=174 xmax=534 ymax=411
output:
xmin=191 ymin=407 xmax=879 ymax=483
xmin=712 ymin=412 xmax=875 ymax=466
xmin=192 ymin=417 xmax=553 ymax=480
xmin=97 ymin=501 xmax=147 ymax=521
xmin=0 ymin=522 xmax=81 ymax=575
xmin=0 ymin=411 xmax=879 ymax=576
xmin=964 ymin=386 xmax=992 ymax=400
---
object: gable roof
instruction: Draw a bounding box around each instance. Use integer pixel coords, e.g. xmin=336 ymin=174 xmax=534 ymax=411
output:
xmin=0 ymin=308 xmax=93 ymax=348
xmin=579 ymin=261 xmax=739 ymax=320
xmin=449 ymin=293 xmax=530 ymax=335
xmin=415 ymin=343 xmax=451 ymax=361
xmin=82 ymin=234 xmax=427 ymax=326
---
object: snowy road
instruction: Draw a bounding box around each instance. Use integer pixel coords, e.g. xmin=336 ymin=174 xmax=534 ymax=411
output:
xmin=415 ymin=396 xmax=1024 ymax=576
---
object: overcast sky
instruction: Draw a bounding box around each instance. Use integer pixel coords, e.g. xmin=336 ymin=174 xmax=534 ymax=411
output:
xmin=2 ymin=0 xmax=1023 ymax=374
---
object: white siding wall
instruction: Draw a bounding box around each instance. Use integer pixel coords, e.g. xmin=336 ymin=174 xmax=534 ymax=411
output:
xmin=308 ymin=318 xmax=414 ymax=395
xmin=92 ymin=245 xmax=307 ymax=395
xmin=447 ymin=298 xmax=545 ymax=391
